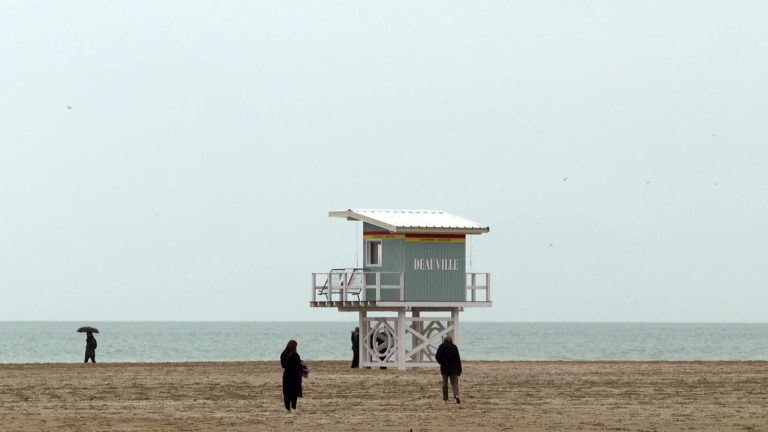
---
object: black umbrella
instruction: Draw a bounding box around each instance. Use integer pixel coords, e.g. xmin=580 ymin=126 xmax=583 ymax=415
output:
xmin=77 ymin=326 xmax=99 ymax=333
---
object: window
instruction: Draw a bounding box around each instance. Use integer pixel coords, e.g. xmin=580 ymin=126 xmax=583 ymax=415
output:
xmin=366 ymin=240 xmax=382 ymax=266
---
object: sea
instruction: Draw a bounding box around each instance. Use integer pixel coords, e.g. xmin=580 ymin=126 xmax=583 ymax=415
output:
xmin=0 ymin=322 xmax=766 ymax=364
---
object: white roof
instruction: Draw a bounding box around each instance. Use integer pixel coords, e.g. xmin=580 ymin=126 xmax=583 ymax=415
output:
xmin=328 ymin=209 xmax=489 ymax=234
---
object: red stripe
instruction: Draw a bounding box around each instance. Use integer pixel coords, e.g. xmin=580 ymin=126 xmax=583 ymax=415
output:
xmin=363 ymin=231 xmax=465 ymax=239
xmin=405 ymin=234 xmax=465 ymax=239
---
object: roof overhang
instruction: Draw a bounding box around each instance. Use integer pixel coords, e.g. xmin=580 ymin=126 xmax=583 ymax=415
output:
xmin=328 ymin=209 xmax=490 ymax=235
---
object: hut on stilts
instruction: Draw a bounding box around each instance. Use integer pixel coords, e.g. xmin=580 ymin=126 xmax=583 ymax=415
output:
xmin=310 ymin=209 xmax=491 ymax=370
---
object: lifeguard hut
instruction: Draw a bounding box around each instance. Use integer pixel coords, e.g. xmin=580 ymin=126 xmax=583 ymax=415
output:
xmin=310 ymin=209 xmax=491 ymax=370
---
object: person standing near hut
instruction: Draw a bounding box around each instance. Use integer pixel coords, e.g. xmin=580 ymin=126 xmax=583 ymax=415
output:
xmin=280 ymin=340 xmax=303 ymax=413
xmin=351 ymin=327 xmax=360 ymax=368
xmin=84 ymin=332 xmax=97 ymax=363
xmin=435 ymin=335 xmax=462 ymax=403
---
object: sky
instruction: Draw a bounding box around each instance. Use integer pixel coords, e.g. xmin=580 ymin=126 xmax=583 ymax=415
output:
xmin=1 ymin=1 xmax=766 ymax=322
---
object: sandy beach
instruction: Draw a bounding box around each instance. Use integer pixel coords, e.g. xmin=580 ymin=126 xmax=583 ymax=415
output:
xmin=1 ymin=361 xmax=766 ymax=431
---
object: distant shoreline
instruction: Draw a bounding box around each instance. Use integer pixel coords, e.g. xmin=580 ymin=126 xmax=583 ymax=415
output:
xmin=3 ymin=322 xmax=766 ymax=363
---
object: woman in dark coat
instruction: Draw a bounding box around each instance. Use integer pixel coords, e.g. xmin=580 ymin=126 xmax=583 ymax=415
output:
xmin=280 ymin=339 xmax=303 ymax=412
xmin=84 ymin=332 xmax=97 ymax=363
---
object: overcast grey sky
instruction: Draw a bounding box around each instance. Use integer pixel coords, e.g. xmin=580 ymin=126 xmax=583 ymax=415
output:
xmin=1 ymin=1 xmax=766 ymax=322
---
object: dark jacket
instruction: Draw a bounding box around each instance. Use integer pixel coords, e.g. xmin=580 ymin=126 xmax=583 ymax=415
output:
xmin=351 ymin=330 xmax=359 ymax=350
xmin=435 ymin=341 xmax=462 ymax=376
xmin=85 ymin=335 xmax=97 ymax=356
xmin=280 ymin=349 xmax=303 ymax=398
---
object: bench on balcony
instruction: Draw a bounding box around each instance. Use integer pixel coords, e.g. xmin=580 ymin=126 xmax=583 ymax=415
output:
xmin=316 ymin=268 xmax=365 ymax=301
xmin=312 ymin=271 xmax=405 ymax=304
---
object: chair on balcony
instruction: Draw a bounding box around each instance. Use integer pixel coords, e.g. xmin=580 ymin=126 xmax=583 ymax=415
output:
xmin=318 ymin=268 xmax=364 ymax=301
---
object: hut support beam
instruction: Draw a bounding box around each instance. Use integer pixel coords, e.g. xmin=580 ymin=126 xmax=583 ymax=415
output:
xmin=451 ymin=308 xmax=460 ymax=345
xmin=396 ymin=310 xmax=407 ymax=370
xmin=412 ymin=308 xmax=422 ymax=363
xmin=357 ymin=310 xmax=366 ymax=369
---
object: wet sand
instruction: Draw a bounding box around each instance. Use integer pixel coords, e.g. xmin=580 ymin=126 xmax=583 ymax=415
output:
xmin=1 ymin=361 xmax=766 ymax=431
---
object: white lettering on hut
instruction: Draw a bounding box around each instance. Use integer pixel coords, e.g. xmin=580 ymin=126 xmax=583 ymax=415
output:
xmin=414 ymin=258 xmax=459 ymax=271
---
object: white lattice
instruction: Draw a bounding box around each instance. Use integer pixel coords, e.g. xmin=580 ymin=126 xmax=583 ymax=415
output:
xmin=363 ymin=318 xmax=397 ymax=366
xmin=405 ymin=319 xmax=453 ymax=363
xmin=360 ymin=311 xmax=458 ymax=370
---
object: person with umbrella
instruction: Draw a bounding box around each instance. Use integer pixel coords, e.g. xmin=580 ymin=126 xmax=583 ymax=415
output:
xmin=78 ymin=326 xmax=98 ymax=363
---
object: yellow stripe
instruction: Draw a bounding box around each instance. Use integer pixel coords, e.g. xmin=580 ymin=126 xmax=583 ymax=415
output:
xmin=363 ymin=234 xmax=406 ymax=240
xmin=405 ymin=237 xmax=465 ymax=243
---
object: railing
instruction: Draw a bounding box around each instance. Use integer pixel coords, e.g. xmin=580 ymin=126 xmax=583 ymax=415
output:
xmin=466 ymin=273 xmax=491 ymax=302
xmin=311 ymin=270 xmax=404 ymax=303
xmin=311 ymin=270 xmax=492 ymax=303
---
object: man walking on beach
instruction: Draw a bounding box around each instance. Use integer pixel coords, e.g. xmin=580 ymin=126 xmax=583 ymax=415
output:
xmin=435 ymin=335 xmax=461 ymax=403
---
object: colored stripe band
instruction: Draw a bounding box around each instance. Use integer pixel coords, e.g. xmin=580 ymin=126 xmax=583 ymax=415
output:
xmin=363 ymin=232 xmax=466 ymax=243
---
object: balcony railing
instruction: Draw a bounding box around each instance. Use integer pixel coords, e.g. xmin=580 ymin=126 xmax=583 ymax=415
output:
xmin=311 ymin=269 xmax=404 ymax=302
xmin=465 ymin=272 xmax=491 ymax=302
xmin=311 ymin=270 xmax=492 ymax=304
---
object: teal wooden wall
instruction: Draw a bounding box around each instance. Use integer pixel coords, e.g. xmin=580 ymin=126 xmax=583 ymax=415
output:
xmin=404 ymin=241 xmax=465 ymax=301
xmin=362 ymin=223 xmax=466 ymax=302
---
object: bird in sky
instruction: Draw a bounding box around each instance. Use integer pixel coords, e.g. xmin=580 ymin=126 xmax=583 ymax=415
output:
xmin=67 ymin=105 xmax=72 ymax=110
xmin=562 ymin=177 xmax=568 ymax=182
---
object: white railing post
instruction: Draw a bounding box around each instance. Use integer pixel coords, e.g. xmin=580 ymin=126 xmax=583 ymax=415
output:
xmin=311 ymin=274 xmax=316 ymax=302
xmin=471 ymin=273 xmax=477 ymax=302
xmin=375 ymin=273 xmax=381 ymax=301
xmin=328 ymin=272 xmax=332 ymax=301
xmin=361 ymin=272 xmax=366 ymax=301
xmin=486 ymin=273 xmax=491 ymax=302
xmin=399 ymin=272 xmax=404 ymax=301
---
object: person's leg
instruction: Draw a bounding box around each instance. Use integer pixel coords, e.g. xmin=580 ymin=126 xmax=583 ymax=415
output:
xmin=450 ymin=375 xmax=460 ymax=402
xmin=290 ymin=396 xmax=297 ymax=410
xmin=442 ymin=374 xmax=449 ymax=401
xmin=284 ymin=395 xmax=291 ymax=411
xmin=91 ymin=355 xmax=96 ymax=364
xmin=84 ymin=355 xmax=88 ymax=363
